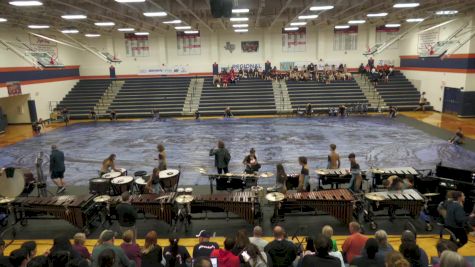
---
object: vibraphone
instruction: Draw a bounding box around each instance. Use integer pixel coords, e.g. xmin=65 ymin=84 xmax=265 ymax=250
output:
xmin=317 ymin=168 xmax=367 ymax=188
xmin=108 ymin=193 xmax=176 ymax=225
xmin=12 ymin=195 xmax=99 ymax=232
xmin=280 ymin=189 xmax=355 ymax=224
xmin=372 ymin=167 xmax=419 ymax=187
xmin=207 ymin=173 xmax=258 ymax=193
xmin=190 ymin=191 xmax=260 ymax=225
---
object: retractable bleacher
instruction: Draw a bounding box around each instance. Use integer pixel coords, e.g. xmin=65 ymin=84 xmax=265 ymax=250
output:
xmin=374 ymin=72 xmax=427 ymax=110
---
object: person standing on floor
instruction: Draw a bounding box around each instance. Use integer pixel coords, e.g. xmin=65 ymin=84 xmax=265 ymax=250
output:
xmin=209 ymin=140 xmax=231 ymax=174
xmin=50 ymin=145 xmax=66 ymax=194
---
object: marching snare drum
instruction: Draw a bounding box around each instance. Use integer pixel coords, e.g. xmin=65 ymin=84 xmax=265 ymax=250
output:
xmin=159 ymin=169 xmax=180 ymax=192
xmin=185 ymin=187 xmax=193 ymax=195
xmin=89 ymin=178 xmax=110 ymax=195
xmin=111 ymin=176 xmax=134 ymax=196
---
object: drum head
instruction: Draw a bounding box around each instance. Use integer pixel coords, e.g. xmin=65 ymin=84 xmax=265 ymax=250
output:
xmin=159 ymin=169 xmax=179 ymax=179
xmin=177 ymin=188 xmax=185 ymax=193
xmin=185 ymin=187 xmax=193 ymax=193
xmin=135 ymin=177 xmax=147 ymax=185
xmin=112 ymin=176 xmax=134 ymax=184
xmin=119 ymin=168 xmax=127 ymax=173
xmin=0 ymin=168 xmax=26 ymax=198
xmin=91 ymin=178 xmax=108 ymax=184
xmin=94 ymin=195 xmax=111 ymax=203
xmin=102 ymin=172 xmax=121 ymax=179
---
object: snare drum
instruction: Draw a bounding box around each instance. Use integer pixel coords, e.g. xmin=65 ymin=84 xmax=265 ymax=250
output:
xmin=89 ymin=178 xmax=110 ymax=195
xmin=185 ymin=187 xmax=193 ymax=195
xmin=111 ymin=176 xmax=134 ymax=196
xmin=134 ymin=177 xmax=149 ymax=194
xmin=177 ymin=188 xmax=185 ymax=195
xmin=158 ymin=169 xmax=180 ymax=192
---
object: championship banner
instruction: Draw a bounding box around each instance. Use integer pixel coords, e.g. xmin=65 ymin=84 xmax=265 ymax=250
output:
xmin=124 ymin=33 xmax=150 ymax=57
xmin=282 ymin=27 xmax=306 ymax=52
xmin=28 ymin=34 xmax=58 ymax=56
xmin=6 ymin=81 xmax=22 ymax=96
xmin=241 ymin=41 xmax=259 ymax=53
xmin=177 ymin=32 xmax=201 ymax=56
xmin=333 ymin=26 xmax=358 ymax=51
xmin=418 ymin=27 xmax=440 ymax=56
xmin=376 ymin=25 xmax=400 ymax=49
xmin=138 ymin=65 xmax=189 ymax=75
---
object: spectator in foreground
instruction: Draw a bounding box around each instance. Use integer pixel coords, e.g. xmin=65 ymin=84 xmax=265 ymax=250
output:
xmin=445 ymin=191 xmax=468 ymax=247
xmin=120 ymin=230 xmax=141 ymax=267
xmin=242 ymin=243 xmax=267 ymax=267
xmin=249 ymin=226 xmax=268 ymax=252
xmin=375 ymin=230 xmax=393 ymax=262
xmin=92 ymin=230 xmax=134 ymax=267
xmin=342 ymin=222 xmax=368 ymax=263
xmin=141 ymin=231 xmax=162 ymax=267
xmin=50 ymin=251 xmax=70 ymax=267
xmin=385 ymin=251 xmax=410 ymax=267
xmin=431 ymin=239 xmax=458 ymax=267
xmin=322 ymin=225 xmax=338 ymax=252
xmin=210 ymin=237 xmax=240 ymax=267
xmin=66 ymin=258 xmax=90 ymax=267
xmin=439 ymin=250 xmax=465 ymax=267
xmin=398 ymin=230 xmax=428 ymax=267
xmin=49 ymin=236 xmax=81 ymax=261
xmin=163 ymin=236 xmax=191 ymax=267
xmin=73 ymin=233 xmax=91 ymax=260
xmin=193 ymin=257 xmax=212 ymax=267
xmin=231 ymin=229 xmax=250 ymax=256
xmin=116 ymin=192 xmax=138 ymax=239
xmin=193 ymin=230 xmax=219 ymax=258
xmin=98 ymin=249 xmax=115 ymax=267
xmin=26 ymin=256 xmax=49 ymax=267
xmin=10 ymin=248 xmax=30 ymax=267
xmin=264 ymin=226 xmax=297 ymax=267
xmin=301 ymin=234 xmax=340 ymax=267
xmin=350 ymin=238 xmax=383 ymax=267
xmin=20 ymin=242 xmax=37 ymax=260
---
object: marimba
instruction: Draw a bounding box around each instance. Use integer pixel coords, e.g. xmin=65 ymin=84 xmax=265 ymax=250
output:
xmin=371 ymin=167 xmax=419 ymax=187
xmin=12 ymin=195 xmax=99 ymax=233
xmin=206 ymin=173 xmax=259 ymax=193
xmin=191 ymin=191 xmax=261 ymax=225
xmin=280 ymin=189 xmax=355 ymax=224
xmin=316 ymin=168 xmax=367 ymax=188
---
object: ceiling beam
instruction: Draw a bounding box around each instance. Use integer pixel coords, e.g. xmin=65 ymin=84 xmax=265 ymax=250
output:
xmin=269 ymin=0 xmax=294 ymax=28
xmin=175 ymin=0 xmax=213 ymax=32
xmin=255 ymin=0 xmax=266 ymax=27
xmin=284 ymin=0 xmax=317 ymax=28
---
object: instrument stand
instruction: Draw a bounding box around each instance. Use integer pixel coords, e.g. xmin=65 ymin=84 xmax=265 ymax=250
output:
xmin=270 ymin=201 xmax=284 ymax=224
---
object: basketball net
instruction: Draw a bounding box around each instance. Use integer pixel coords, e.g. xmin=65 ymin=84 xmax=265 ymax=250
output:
xmin=50 ymin=47 xmax=59 ymax=65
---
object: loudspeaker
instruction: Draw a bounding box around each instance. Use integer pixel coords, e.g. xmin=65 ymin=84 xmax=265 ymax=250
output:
xmin=210 ymin=0 xmax=232 ymax=18
xmin=27 ymin=100 xmax=38 ymax=123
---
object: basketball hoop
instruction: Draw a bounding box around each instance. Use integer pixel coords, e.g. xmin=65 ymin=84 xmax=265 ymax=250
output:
xmin=50 ymin=47 xmax=59 ymax=65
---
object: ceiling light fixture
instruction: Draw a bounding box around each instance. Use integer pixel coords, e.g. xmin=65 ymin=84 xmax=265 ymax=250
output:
xmin=185 ymin=30 xmax=199 ymax=34
xmin=290 ymin=22 xmax=307 ymax=26
xmin=9 ymin=1 xmax=42 ymax=6
xmin=298 ymin=15 xmax=318 ymax=19
xmin=61 ymin=14 xmax=87 ymax=20
xmin=334 ymin=25 xmax=350 ymax=29
xmin=232 ymin=24 xmax=248 ymax=28
xmin=118 ymin=28 xmax=134 ymax=32
xmin=95 ymin=22 xmax=115 ymax=26
xmin=436 ymin=10 xmax=458 ymax=15
xmin=230 ymin=17 xmax=248 ymax=22
xmin=175 ymin=26 xmax=191 ymax=30
xmin=393 ymin=3 xmax=420 ymax=8
xmin=163 ymin=20 xmax=181 ymax=24
xmin=85 ymin=34 xmax=101 ymax=37
xmin=367 ymin=13 xmax=388 ymax=17
xmin=309 ymin=5 xmax=334 ymax=11
xmin=61 ymin=29 xmax=79 ymax=33
xmin=232 ymin=8 xmax=249 ymax=13
xmin=406 ymin=18 xmax=424 ymax=22
xmin=135 ymin=32 xmax=149 ymax=35
xmin=28 ymin=25 xmax=49 ymax=29
xmin=114 ymin=0 xmax=145 ymax=2
xmin=284 ymin=27 xmax=299 ymax=31
xmin=143 ymin=12 xmax=167 ymax=17
xmin=348 ymin=20 xmax=365 ymax=24
xmin=0 ymin=18 xmax=7 ymax=22
xmin=234 ymin=29 xmax=248 ymax=32
xmin=385 ymin=23 xmax=401 ymax=27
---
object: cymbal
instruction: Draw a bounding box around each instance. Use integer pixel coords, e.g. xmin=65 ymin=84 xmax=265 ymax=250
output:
xmin=0 ymin=197 xmax=14 ymax=204
xmin=423 ymin=192 xmax=440 ymax=197
xmin=365 ymin=193 xmax=385 ymax=202
xmin=175 ymin=195 xmax=194 ymax=204
xmin=259 ymin=172 xmax=274 ymax=178
xmin=93 ymin=195 xmax=111 ymax=203
xmin=315 ymin=169 xmax=329 ymax=175
xmin=0 ymin=168 xmax=26 ymax=198
xmin=266 ymin=192 xmax=285 ymax=202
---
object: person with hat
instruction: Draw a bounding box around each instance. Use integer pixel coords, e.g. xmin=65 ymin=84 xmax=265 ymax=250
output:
xmin=193 ymin=230 xmax=219 ymax=258
xmin=91 ymin=230 xmax=134 ymax=267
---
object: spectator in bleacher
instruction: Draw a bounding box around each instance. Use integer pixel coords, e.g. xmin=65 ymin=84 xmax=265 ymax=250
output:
xmin=350 ymin=238 xmax=384 ymax=267
xmin=322 ymin=225 xmax=338 ymax=252
xmin=89 ymin=109 xmax=97 ymax=121
xmin=439 ymin=251 xmax=466 ymax=267
xmin=110 ymin=110 xmax=117 ymax=121
xmin=231 ymin=229 xmax=250 ymax=256
xmin=264 ymin=226 xmax=297 ymax=267
xmin=358 ymin=63 xmax=365 ymax=76
xmin=141 ymin=231 xmax=162 ymax=267
xmin=98 ymin=249 xmax=115 ymax=267
xmin=193 ymin=257 xmax=212 ymax=267
xmin=389 ymin=106 xmax=398 ymax=118
xmin=301 ymin=234 xmax=340 ymax=267
xmin=242 ymin=243 xmax=267 ymax=267
xmin=415 ymin=92 xmax=427 ymax=112
xmin=445 ymin=191 xmax=468 ymax=247
xmin=51 ymin=251 xmax=71 ymax=267
xmin=92 ymin=230 xmax=134 ymax=267
xmin=368 ymin=57 xmax=375 ymax=69
xmin=120 ymin=230 xmax=141 ymax=267
xmin=194 ymin=110 xmax=201 ymax=120
xmin=73 ymin=233 xmax=91 ymax=260
xmin=398 ymin=230 xmax=428 ymax=267
xmin=342 ymin=222 xmax=368 ymax=263
xmin=374 ymin=230 xmax=393 ymax=262
xmin=431 ymin=239 xmax=458 ymax=267
xmin=62 ymin=107 xmax=70 ymax=126
xmin=163 ymin=236 xmax=191 ymax=267
xmin=385 ymin=251 xmax=410 ymax=267
xmin=305 ymin=103 xmax=312 ymax=117
xmin=193 ymin=230 xmax=219 ymax=258
xmin=249 ymin=226 xmax=268 ymax=252
xmin=9 ymin=248 xmax=30 ymax=267
xmin=21 ymin=241 xmax=37 ymax=259
xmin=223 ymin=107 xmax=233 ymax=118
xmin=26 ymin=256 xmax=49 ymax=267
xmin=49 ymin=235 xmax=81 ymax=261
xmin=210 ymin=237 xmax=240 ymax=267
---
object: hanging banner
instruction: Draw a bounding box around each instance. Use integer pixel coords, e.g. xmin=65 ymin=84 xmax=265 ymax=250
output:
xmin=376 ymin=25 xmax=400 ymax=49
xmin=418 ymin=27 xmax=440 ymax=56
xmin=282 ymin=27 xmax=306 ymax=52
xmin=138 ymin=65 xmax=189 ymax=75
xmin=6 ymin=81 xmax=22 ymax=96
xmin=241 ymin=41 xmax=259 ymax=53
xmin=333 ymin=26 xmax=358 ymax=51
xmin=177 ymin=32 xmax=201 ymax=56
xmin=124 ymin=33 xmax=150 ymax=57
xmin=28 ymin=34 xmax=58 ymax=56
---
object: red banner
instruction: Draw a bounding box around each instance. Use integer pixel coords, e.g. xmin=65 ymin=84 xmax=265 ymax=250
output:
xmin=376 ymin=26 xmax=400 ymax=33
xmin=6 ymin=81 xmax=21 ymax=96
xmin=334 ymin=26 xmax=358 ymax=33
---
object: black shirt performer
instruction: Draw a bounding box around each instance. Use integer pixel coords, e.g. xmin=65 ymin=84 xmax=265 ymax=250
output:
xmin=209 ymin=140 xmax=231 ymax=174
xmin=49 ymin=144 xmax=66 ymax=194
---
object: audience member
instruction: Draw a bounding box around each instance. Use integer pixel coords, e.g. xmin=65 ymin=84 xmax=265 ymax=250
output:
xmin=97 ymin=249 xmax=115 ymax=267
xmin=350 ymin=238 xmax=384 ymax=267
xmin=241 ymin=243 xmax=267 ymax=267
xmin=231 ymin=229 xmax=250 ymax=256
xmin=439 ymin=250 xmax=465 ymax=267
xmin=0 ymin=239 xmax=11 ymax=267
xmin=116 ymin=192 xmax=138 ymax=239
xmin=398 ymin=230 xmax=428 ymax=267
xmin=66 ymin=258 xmax=90 ymax=267
xmin=342 ymin=222 xmax=368 ymax=263
xmin=210 ymin=237 xmax=240 ymax=267
xmin=73 ymin=233 xmax=91 ymax=260
xmin=301 ymin=234 xmax=340 ymax=267
xmin=141 ymin=231 xmax=162 ymax=267
xmin=91 ymin=230 xmax=133 ymax=267
xmin=193 ymin=257 xmax=212 ymax=267
xmin=20 ymin=242 xmax=37 ymax=259
xmin=385 ymin=251 xmax=410 ymax=267
xmin=120 ymin=230 xmax=141 ymax=267
xmin=49 ymin=236 xmax=81 ymax=261
xmin=375 ymin=230 xmax=393 ymax=262
xmin=9 ymin=248 xmax=30 ymax=267
xmin=26 ymin=256 xmax=49 ymax=267
xmin=50 ymin=251 xmax=71 ymax=267
xmin=193 ymin=230 xmax=219 ymax=258
xmin=163 ymin=236 xmax=190 ymax=267
xmin=322 ymin=225 xmax=338 ymax=252
xmin=449 ymin=127 xmax=464 ymax=145
xmin=445 ymin=191 xmax=468 ymax=247
xmin=431 ymin=239 xmax=458 ymax=267
xmin=249 ymin=226 xmax=268 ymax=252
xmin=264 ymin=226 xmax=297 ymax=267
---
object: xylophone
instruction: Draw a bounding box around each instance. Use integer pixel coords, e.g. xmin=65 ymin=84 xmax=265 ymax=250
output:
xmin=190 ymin=191 xmax=261 ymax=225
xmin=316 ymin=168 xmax=367 ymax=188
xmin=12 ymin=195 xmax=99 ymax=232
xmin=371 ymin=167 xmax=419 ymax=187
xmin=280 ymin=189 xmax=355 ymax=224
xmin=108 ymin=193 xmax=176 ymax=225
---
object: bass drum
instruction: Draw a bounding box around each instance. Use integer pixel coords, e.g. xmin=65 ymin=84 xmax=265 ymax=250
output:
xmin=0 ymin=168 xmax=26 ymax=198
